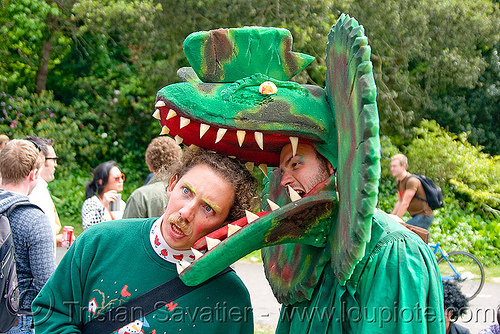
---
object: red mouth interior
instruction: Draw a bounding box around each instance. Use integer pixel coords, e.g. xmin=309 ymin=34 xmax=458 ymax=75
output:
xmin=157 ymin=100 xmax=313 ymax=166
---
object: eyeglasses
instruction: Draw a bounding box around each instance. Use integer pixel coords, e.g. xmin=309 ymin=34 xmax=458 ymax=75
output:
xmin=113 ymin=173 xmax=125 ymax=182
xmin=46 ymin=157 xmax=59 ymax=161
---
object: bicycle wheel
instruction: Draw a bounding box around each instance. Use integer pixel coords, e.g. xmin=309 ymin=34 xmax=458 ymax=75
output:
xmin=437 ymin=251 xmax=485 ymax=301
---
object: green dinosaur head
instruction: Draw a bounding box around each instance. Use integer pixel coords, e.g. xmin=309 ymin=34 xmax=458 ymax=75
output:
xmin=154 ymin=15 xmax=380 ymax=304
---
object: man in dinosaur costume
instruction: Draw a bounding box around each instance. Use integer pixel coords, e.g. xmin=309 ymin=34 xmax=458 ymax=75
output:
xmin=153 ymin=14 xmax=445 ymax=333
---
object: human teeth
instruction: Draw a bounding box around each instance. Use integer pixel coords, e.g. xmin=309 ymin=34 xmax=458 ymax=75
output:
xmin=152 ymin=109 xmax=161 ymax=120
xmin=176 ymin=260 xmax=191 ymax=274
xmin=236 ymin=130 xmax=246 ymax=147
xmin=254 ymin=132 xmax=264 ymax=150
xmin=160 ymin=125 xmax=170 ymax=135
xmin=215 ymin=128 xmax=227 ymax=143
xmin=166 ymin=109 xmax=177 ymax=120
xmin=200 ymin=124 xmax=210 ymax=139
xmin=227 ymin=224 xmax=241 ymax=237
xmin=175 ymin=135 xmax=183 ymax=145
xmin=258 ymin=164 xmax=268 ymax=177
xmin=205 ymin=237 xmax=221 ymax=250
xmin=246 ymin=210 xmax=260 ymax=224
xmin=290 ymin=137 xmax=299 ymax=156
xmin=155 ymin=101 xmax=166 ymax=108
xmin=287 ymin=185 xmax=302 ymax=202
xmin=179 ymin=117 xmax=190 ymax=129
xmin=267 ymin=199 xmax=280 ymax=211
xmin=191 ymin=248 xmax=204 ymax=260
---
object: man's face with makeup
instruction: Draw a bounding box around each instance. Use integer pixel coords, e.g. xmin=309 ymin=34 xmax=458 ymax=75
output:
xmin=162 ymin=164 xmax=235 ymax=250
xmin=279 ymin=143 xmax=333 ymax=197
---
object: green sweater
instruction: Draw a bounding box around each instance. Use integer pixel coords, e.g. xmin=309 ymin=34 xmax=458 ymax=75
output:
xmin=32 ymin=218 xmax=253 ymax=334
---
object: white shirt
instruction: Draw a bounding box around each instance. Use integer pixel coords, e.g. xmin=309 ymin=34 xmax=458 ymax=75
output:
xmin=28 ymin=178 xmax=60 ymax=236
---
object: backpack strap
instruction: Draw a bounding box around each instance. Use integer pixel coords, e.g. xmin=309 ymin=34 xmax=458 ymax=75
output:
xmin=404 ymin=174 xmax=427 ymax=203
xmin=3 ymin=200 xmax=41 ymax=218
xmin=82 ymin=267 xmax=234 ymax=334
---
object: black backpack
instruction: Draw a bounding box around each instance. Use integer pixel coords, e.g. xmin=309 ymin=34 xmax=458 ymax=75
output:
xmin=0 ymin=201 xmax=33 ymax=332
xmin=407 ymin=174 xmax=444 ymax=210
xmin=0 ymin=215 xmax=19 ymax=332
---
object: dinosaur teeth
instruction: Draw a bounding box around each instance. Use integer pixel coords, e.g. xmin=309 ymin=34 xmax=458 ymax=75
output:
xmin=205 ymin=237 xmax=221 ymax=250
xmin=245 ymin=162 xmax=254 ymax=172
xmin=191 ymin=248 xmax=204 ymax=260
xmin=267 ymin=199 xmax=280 ymax=211
xmin=290 ymin=137 xmax=299 ymax=157
xmin=166 ymin=109 xmax=177 ymax=120
xmin=215 ymin=128 xmax=227 ymax=143
xmin=176 ymin=260 xmax=191 ymax=274
xmin=254 ymin=132 xmax=264 ymax=150
xmin=287 ymin=185 xmax=302 ymax=202
xmin=155 ymin=101 xmax=166 ymax=108
xmin=179 ymin=117 xmax=190 ymax=129
xmin=245 ymin=210 xmax=260 ymax=224
xmin=227 ymin=224 xmax=241 ymax=237
xmin=160 ymin=125 xmax=170 ymax=135
xmin=236 ymin=130 xmax=246 ymax=147
xmin=200 ymin=124 xmax=210 ymax=139
xmin=152 ymin=109 xmax=161 ymax=120
xmin=174 ymin=135 xmax=183 ymax=145
xmin=258 ymin=164 xmax=268 ymax=177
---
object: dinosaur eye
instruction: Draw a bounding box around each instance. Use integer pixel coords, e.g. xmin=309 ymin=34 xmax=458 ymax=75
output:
xmin=259 ymin=81 xmax=278 ymax=95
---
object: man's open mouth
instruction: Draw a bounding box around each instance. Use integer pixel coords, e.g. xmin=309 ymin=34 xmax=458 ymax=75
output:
xmin=171 ymin=223 xmax=185 ymax=236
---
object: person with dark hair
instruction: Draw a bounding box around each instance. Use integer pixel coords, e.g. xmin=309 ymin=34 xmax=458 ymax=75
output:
xmin=82 ymin=160 xmax=126 ymax=230
xmin=25 ymin=136 xmax=63 ymax=246
xmin=479 ymin=303 xmax=500 ymax=334
xmin=443 ymin=280 xmax=471 ymax=334
xmin=0 ymin=139 xmax=55 ymax=334
xmin=33 ymin=147 xmax=257 ymax=333
xmin=123 ymin=136 xmax=182 ymax=219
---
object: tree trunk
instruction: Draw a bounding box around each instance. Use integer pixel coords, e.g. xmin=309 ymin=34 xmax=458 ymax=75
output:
xmin=35 ymin=37 xmax=53 ymax=94
xmin=35 ymin=12 xmax=57 ymax=94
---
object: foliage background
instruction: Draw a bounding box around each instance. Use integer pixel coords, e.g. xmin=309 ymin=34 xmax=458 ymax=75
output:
xmin=1 ymin=0 xmax=499 ymax=264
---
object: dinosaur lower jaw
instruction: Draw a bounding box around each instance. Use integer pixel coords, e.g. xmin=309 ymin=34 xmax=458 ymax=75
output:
xmin=154 ymin=99 xmax=316 ymax=166
xmin=178 ymin=191 xmax=338 ymax=286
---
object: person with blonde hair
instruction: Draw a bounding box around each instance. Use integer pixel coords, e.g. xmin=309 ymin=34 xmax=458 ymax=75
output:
xmin=0 ymin=140 xmax=55 ymax=334
xmin=390 ymin=153 xmax=435 ymax=230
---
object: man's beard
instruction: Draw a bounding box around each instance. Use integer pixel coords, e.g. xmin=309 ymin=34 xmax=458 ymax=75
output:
xmin=167 ymin=214 xmax=192 ymax=236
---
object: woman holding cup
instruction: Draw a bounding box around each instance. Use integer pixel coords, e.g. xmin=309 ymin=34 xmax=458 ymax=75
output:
xmin=82 ymin=160 xmax=126 ymax=230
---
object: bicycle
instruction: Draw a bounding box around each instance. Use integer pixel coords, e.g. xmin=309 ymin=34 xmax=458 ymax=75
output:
xmin=429 ymin=242 xmax=485 ymax=301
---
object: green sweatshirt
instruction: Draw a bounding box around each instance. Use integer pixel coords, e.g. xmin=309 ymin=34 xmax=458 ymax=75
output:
xmin=32 ymin=218 xmax=253 ymax=334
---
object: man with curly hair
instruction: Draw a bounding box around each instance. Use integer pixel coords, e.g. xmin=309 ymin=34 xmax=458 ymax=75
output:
xmin=33 ymin=147 xmax=258 ymax=334
xmin=443 ymin=280 xmax=471 ymax=334
xmin=123 ymin=136 xmax=182 ymax=218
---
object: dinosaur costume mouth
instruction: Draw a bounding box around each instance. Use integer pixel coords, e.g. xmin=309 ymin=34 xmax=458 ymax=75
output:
xmin=154 ymin=98 xmax=318 ymax=167
xmin=156 ymin=19 xmax=380 ymax=291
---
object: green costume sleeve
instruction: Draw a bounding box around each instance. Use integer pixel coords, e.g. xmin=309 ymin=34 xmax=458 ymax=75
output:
xmin=348 ymin=228 xmax=445 ymax=333
xmin=275 ymin=216 xmax=445 ymax=334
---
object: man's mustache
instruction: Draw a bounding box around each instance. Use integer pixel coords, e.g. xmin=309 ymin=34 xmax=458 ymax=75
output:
xmin=167 ymin=214 xmax=192 ymax=235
